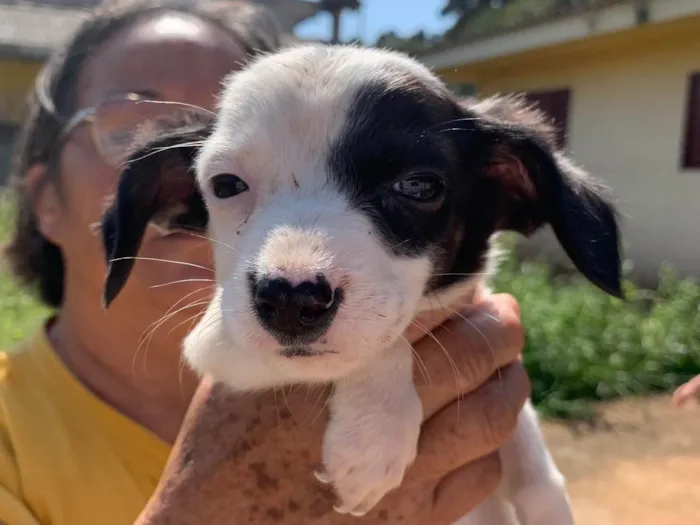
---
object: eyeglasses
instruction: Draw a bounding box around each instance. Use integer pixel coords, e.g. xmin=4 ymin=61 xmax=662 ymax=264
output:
xmin=35 ymin=67 xmax=214 ymax=168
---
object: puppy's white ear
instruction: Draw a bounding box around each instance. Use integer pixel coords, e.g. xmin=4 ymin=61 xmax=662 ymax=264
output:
xmin=462 ymin=95 xmax=624 ymax=298
xmin=101 ymin=123 xmax=212 ymax=308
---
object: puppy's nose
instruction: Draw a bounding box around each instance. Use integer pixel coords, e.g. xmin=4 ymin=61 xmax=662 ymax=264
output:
xmin=251 ymin=274 xmax=341 ymax=341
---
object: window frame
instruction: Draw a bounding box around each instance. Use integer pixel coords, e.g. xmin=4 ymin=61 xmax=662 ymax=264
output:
xmin=522 ymin=88 xmax=571 ymax=149
xmin=681 ymin=72 xmax=700 ymax=170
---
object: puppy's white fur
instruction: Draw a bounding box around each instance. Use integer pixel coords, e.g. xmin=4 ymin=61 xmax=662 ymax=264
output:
xmin=183 ymin=45 xmax=573 ymax=524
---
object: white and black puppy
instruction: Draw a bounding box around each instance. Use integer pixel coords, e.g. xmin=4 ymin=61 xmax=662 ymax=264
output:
xmin=100 ymin=45 xmax=622 ymax=524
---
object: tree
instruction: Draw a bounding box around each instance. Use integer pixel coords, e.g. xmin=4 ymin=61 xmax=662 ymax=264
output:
xmin=319 ymin=0 xmax=361 ymax=45
xmin=374 ymin=30 xmax=438 ymax=55
xmin=440 ymin=0 xmax=516 ymax=39
xmin=441 ymin=0 xmax=509 ymax=19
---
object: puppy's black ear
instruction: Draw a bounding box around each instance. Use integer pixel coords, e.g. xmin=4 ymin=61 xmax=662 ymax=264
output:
xmin=465 ymin=95 xmax=623 ymax=298
xmin=101 ymin=122 xmax=212 ymax=309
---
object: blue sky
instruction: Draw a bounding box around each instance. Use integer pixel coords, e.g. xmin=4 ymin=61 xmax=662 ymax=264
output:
xmin=295 ymin=0 xmax=457 ymax=44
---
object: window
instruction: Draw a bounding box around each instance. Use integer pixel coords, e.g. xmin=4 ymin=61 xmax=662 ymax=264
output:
xmin=682 ymin=72 xmax=700 ymax=169
xmin=522 ymin=89 xmax=571 ymax=148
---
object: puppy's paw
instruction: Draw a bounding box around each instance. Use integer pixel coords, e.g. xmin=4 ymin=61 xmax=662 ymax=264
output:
xmin=319 ymin=386 xmax=422 ymax=517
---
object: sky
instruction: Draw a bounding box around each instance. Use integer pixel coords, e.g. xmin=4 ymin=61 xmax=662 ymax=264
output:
xmin=295 ymin=0 xmax=457 ymax=44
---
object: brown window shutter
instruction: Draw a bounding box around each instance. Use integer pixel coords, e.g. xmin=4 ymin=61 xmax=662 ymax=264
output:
xmin=683 ymin=73 xmax=700 ymax=169
xmin=523 ymin=89 xmax=571 ymax=148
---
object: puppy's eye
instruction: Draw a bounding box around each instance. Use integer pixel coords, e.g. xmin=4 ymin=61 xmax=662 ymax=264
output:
xmin=210 ymin=174 xmax=249 ymax=199
xmin=392 ymin=174 xmax=444 ymax=202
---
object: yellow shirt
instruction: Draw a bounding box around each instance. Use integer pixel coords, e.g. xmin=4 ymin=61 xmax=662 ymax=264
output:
xmin=0 ymin=325 xmax=171 ymax=525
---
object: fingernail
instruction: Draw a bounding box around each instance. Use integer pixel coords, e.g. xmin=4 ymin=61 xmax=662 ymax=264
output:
xmin=314 ymin=470 xmax=331 ymax=484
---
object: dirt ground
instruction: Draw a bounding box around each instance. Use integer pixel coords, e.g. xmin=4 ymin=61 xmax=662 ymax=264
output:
xmin=541 ymin=395 xmax=700 ymax=525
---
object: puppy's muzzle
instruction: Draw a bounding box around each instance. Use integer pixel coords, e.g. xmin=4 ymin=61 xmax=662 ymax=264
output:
xmin=248 ymin=273 xmax=344 ymax=345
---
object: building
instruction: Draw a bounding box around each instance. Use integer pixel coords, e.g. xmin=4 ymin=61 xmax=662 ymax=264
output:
xmin=421 ymin=0 xmax=700 ymax=284
xmin=0 ymin=0 xmax=324 ymax=180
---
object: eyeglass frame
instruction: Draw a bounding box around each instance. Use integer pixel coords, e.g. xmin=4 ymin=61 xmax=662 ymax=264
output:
xmin=33 ymin=65 xmax=214 ymax=168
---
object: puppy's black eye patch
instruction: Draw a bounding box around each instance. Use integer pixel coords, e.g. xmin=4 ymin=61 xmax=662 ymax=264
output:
xmin=211 ymin=173 xmax=249 ymax=199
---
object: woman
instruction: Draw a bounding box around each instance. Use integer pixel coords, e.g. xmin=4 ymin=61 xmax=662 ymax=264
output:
xmin=0 ymin=1 xmax=528 ymax=524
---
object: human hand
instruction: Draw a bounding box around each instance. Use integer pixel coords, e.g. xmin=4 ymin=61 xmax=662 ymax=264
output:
xmin=672 ymin=374 xmax=700 ymax=408
xmin=135 ymin=293 xmax=528 ymax=525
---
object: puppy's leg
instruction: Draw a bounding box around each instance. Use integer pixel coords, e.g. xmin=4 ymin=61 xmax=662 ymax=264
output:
xmin=454 ymin=401 xmax=573 ymax=525
xmin=319 ymin=340 xmax=422 ymax=516
xmin=498 ymin=400 xmax=574 ymax=525
xmin=453 ymin=489 xmax=517 ymax=525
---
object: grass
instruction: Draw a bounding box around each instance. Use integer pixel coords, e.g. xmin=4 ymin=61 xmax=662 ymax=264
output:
xmin=0 ymin=194 xmax=50 ymax=348
xmin=0 ymin=194 xmax=698 ymax=419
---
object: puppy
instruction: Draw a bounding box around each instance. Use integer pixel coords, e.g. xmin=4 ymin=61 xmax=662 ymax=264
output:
xmin=100 ymin=45 xmax=622 ymax=524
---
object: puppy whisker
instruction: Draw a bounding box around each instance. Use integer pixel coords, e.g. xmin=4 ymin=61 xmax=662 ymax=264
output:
xmin=123 ymin=140 xmax=207 ymax=166
xmin=132 ymin=99 xmax=215 ymax=116
xmin=428 ymin=116 xmax=480 ymax=131
xmin=399 ymin=333 xmax=430 ymax=386
xmin=445 ymin=305 xmax=501 ymax=384
xmin=407 ymin=318 xmax=461 ymax=420
xmin=150 ymin=278 xmax=216 ymax=289
xmin=139 ymin=285 xmax=214 ymax=344
xmin=309 ymin=382 xmax=335 ymax=427
xmin=167 ymin=308 xmax=208 ymax=338
xmin=138 ymin=298 xmax=211 ymax=363
xmin=181 ymin=231 xmax=240 ymax=255
xmin=391 ymin=239 xmax=411 ymax=250
xmin=135 ymin=285 xmax=214 ymax=375
xmin=109 ymin=256 xmax=214 ymax=273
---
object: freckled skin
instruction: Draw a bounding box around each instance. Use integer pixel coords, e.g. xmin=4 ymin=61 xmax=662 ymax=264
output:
xmin=132 ymin=291 xmax=531 ymax=525
xmin=138 ymin=350 xmax=531 ymax=525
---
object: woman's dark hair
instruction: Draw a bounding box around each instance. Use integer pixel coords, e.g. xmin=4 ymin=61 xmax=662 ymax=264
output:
xmin=3 ymin=0 xmax=282 ymax=308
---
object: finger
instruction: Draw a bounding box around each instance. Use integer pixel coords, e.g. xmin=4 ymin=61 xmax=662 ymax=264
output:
xmin=413 ymin=293 xmax=524 ymax=419
xmin=404 ymin=307 xmax=452 ymax=345
xmin=405 ymin=291 xmax=518 ymax=346
xmin=431 ymin=452 xmax=503 ymax=525
xmin=672 ymin=374 xmax=700 ymax=408
xmin=409 ymin=361 xmax=530 ymax=482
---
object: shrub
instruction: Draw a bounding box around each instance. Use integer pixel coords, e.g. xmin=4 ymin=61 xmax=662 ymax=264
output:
xmin=0 ymin=194 xmax=51 ymax=348
xmin=493 ymin=237 xmax=700 ymax=419
xmin=1 ymin=193 xmax=699 ymax=419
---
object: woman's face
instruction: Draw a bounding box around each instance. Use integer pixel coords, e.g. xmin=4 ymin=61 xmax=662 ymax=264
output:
xmin=41 ymin=13 xmax=246 ymax=336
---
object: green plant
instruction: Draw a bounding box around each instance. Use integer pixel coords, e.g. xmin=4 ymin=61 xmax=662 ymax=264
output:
xmin=0 ymin=193 xmax=51 ymax=348
xmin=0 ymin=191 xmax=11 ymax=241
xmin=1 ymin=195 xmax=699 ymax=419
xmin=493 ymin=238 xmax=700 ymax=419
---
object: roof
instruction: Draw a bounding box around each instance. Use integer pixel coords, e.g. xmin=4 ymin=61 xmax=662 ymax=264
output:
xmin=0 ymin=0 xmax=324 ymax=60
xmin=0 ymin=2 xmax=90 ymax=60
xmin=418 ymin=0 xmax=628 ymax=59
xmin=420 ymin=0 xmax=700 ymax=70
xmin=254 ymin=0 xmax=323 ymax=33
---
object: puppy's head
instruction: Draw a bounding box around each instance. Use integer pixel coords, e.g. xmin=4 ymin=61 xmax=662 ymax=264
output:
xmin=102 ymin=45 xmax=622 ymax=387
